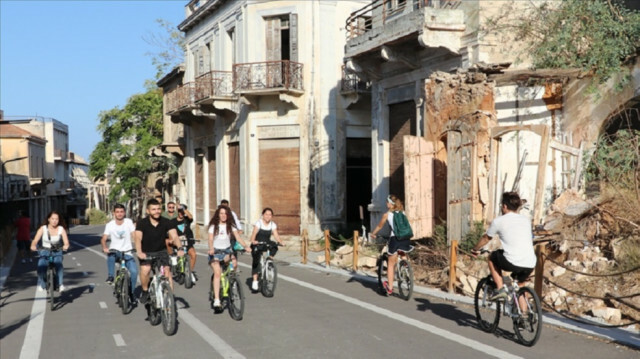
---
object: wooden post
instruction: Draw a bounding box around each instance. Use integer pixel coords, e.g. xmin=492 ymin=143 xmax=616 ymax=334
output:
xmin=534 ymin=243 xmax=546 ymax=298
xmin=448 ymin=240 xmax=458 ymax=293
xmin=301 ymin=229 xmax=308 ymax=264
xmin=353 ymin=231 xmax=359 ymax=271
xmin=324 ymin=229 xmax=330 ymax=268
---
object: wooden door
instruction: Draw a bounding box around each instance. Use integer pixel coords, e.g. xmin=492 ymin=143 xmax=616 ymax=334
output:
xmin=259 ymin=138 xmax=300 ymax=235
xmin=403 ymin=136 xmax=434 ymax=238
xmin=195 ymin=149 xmax=205 ymax=224
xmin=389 ymin=101 xmax=416 ymax=200
xmin=228 ymin=143 xmax=241 ymax=218
xmin=446 ymin=130 xmax=473 ymax=244
xmin=207 ymin=146 xmax=216 ymax=220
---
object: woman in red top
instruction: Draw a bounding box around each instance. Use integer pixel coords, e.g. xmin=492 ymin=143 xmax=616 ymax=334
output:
xmin=14 ymin=210 xmax=31 ymax=263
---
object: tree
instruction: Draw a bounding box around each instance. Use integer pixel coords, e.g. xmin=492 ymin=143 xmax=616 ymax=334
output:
xmin=144 ymin=19 xmax=185 ymax=82
xmin=89 ymin=89 xmax=176 ymax=216
xmin=484 ymin=0 xmax=640 ymax=91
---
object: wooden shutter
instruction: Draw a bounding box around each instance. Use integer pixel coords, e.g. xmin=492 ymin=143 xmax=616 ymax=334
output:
xmin=228 ymin=143 xmax=241 ymax=218
xmin=195 ymin=149 xmax=205 ymax=223
xmin=404 ymin=136 xmax=434 ymax=238
xmin=265 ymin=17 xmax=281 ymax=61
xmin=289 ymin=13 xmax=298 ymax=62
xmin=207 ymin=146 xmax=216 ymax=220
xmin=389 ymin=101 xmax=416 ymax=200
xmin=446 ymin=131 xmax=473 ymax=244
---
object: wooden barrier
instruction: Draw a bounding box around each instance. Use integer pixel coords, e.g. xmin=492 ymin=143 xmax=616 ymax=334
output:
xmin=301 ymin=229 xmax=308 ymax=264
xmin=534 ymin=243 xmax=546 ymax=298
xmin=353 ymin=231 xmax=359 ymax=271
xmin=324 ymin=229 xmax=330 ymax=268
xmin=448 ymin=240 xmax=458 ymax=293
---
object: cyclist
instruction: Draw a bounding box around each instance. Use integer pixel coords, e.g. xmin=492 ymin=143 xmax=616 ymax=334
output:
xmin=370 ymin=194 xmax=411 ymax=296
xmin=220 ymin=199 xmax=243 ymax=234
xmin=471 ymin=192 xmax=536 ymax=303
xmin=171 ymin=204 xmax=197 ymax=280
xmin=30 ymin=211 xmax=70 ymax=292
xmin=135 ymin=199 xmax=184 ymax=305
xmin=100 ymin=204 xmax=137 ymax=300
xmin=207 ymin=204 xmax=251 ymax=308
xmin=249 ymin=207 xmax=284 ymax=292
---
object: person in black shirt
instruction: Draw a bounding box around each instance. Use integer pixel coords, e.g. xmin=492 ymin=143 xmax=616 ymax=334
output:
xmin=171 ymin=204 xmax=197 ymax=279
xmin=135 ymin=199 xmax=183 ymax=304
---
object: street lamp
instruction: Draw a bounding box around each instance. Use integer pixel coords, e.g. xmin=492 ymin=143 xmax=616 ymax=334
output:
xmin=1 ymin=156 xmax=28 ymax=202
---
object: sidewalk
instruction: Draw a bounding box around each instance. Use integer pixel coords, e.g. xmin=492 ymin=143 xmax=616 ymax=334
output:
xmin=273 ymin=248 xmax=640 ymax=350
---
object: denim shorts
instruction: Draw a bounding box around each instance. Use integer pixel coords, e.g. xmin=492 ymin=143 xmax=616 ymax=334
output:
xmin=209 ymin=247 xmax=233 ymax=263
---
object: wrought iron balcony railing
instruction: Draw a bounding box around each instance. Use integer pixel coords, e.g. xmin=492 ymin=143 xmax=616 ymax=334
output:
xmin=233 ymin=60 xmax=303 ymax=94
xmin=341 ymin=66 xmax=372 ymax=93
xmin=165 ymin=82 xmax=196 ymax=114
xmin=195 ymin=71 xmax=235 ymax=102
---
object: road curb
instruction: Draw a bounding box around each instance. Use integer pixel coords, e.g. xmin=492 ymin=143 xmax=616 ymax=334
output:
xmin=279 ymin=250 xmax=640 ymax=349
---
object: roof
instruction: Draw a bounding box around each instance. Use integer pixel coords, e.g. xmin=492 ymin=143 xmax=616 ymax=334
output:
xmin=0 ymin=123 xmax=46 ymax=142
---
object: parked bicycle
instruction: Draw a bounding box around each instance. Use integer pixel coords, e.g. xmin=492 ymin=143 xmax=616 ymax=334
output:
xmin=145 ymin=254 xmax=178 ymax=336
xmin=474 ymin=269 xmax=543 ymax=346
xmin=170 ymin=237 xmax=198 ymax=289
xmin=209 ymin=251 xmax=245 ymax=320
xmin=376 ymin=243 xmax=414 ymax=301
xmin=110 ymin=249 xmax=136 ymax=315
xmin=37 ymin=243 xmax=64 ymax=311
xmin=254 ymin=241 xmax=282 ymax=297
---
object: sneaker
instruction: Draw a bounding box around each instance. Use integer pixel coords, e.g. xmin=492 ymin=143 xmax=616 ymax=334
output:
xmin=192 ymin=271 xmax=198 ymax=281
xmin=251 ymin=281 xmax=259 ymax=291
xmin=58 ymin=285 xmax=66 ymax=293
xmin=489 ymin=288 xmax=508 ymax=301
xmin=383 ymin=281 xmax=393 ymax=295
xmin=37 ymin=286 xmax=45 ymax=292
xmin=106 ymin=276 xmax=114 ymax=285
xmin=213 ymin=298 xmax=221 ymax=308
xmin=139 ymin=291 xmax=149 ymax=304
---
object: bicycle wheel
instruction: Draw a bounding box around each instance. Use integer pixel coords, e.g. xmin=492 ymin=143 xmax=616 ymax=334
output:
xmin=174 ymin=258 xmax=185 ymax=285
xmin=148 ymin=285 xmax=162 ymax=326
xmin=184 ymin=256 xmax=193 ymax=289
xmin=513 ymin=286 xmax=543 ymax=346
xmin=474 ymin=276 xmax=500 ymax=332
xmin=396 ymin=259 xmax=414 ymax=301
xmin=113 ymin=274 xmax=123 ymax=307
xmin=120 ymin=271 xmax=131 ymax=315
xmin=376 ymin=255 xmax=388 ymax=295
xmin=228 ymin=277 xmax=244 ymax=321
xmin=260 ymin=259 xmax=277 ymax=298
xmin=47 ymin=267 xmax=56 ymax=311
xmin=160 ymin=281 xmax=177 ymax=336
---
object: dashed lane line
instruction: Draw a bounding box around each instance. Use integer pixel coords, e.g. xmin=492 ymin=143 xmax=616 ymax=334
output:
xmin=99 ymin=301 xmax=108 ymax=309
xmin=113 ymin=334 xmax=126 ymax=347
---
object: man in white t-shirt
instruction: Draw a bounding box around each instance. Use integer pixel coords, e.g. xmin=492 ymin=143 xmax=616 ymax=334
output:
xmin=472 ymin=192 xmax=536 ymax=300
xmin=100 ymin=204 xmax=138 ymax=298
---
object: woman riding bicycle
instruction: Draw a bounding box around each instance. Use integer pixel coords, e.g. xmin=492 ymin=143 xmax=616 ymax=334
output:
xmin=207 ymin=205 xmax=251 ymax=309
xmin=370 ymin=194 xmax=411 ymax=296
xmin=471 ymin=192 xmax=536 ymax=305
xmin=31 ymin=211 xmax=70 ymax=292
xmin=249 ymin=207 xmax=284 ymax=292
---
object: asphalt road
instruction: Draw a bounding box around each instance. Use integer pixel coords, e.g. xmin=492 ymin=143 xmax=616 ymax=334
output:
xmin=1 ymin=225 xmax=637 ymax=359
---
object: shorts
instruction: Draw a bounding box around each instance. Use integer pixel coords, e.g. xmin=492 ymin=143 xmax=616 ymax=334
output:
xmin=139 ymin=250 xmax=170 ymax=267
xmin=17 ymin=240 xmax=31 ymax=251
xmin=387 ymin=236 xmax=411 ymax=255
xmin=209 ymin=247 xmax=233 ymax=263
xmin=490 ymin=249 xmax=534 ymax=282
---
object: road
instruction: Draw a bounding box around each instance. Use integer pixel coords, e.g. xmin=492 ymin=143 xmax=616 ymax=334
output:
xmin=0 ymin=225 xmax=636 ymax=359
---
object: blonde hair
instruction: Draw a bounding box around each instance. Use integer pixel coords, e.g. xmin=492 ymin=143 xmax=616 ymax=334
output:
xmin=387 ymin=194 xmax=404 ymax=211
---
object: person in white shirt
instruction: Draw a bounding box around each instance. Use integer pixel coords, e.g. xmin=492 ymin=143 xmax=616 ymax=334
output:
xmin=249 ymin=208 xmax=284 ymax=291
xmin=472 ymin=192 xmax=536 ymax=303
xmin=220 ymin=199 xmax=243 ymax=234
xmin=100 ymin=204 xmax=137 ymax=298
xmin=30 ymin=211 xmax=70 ymax=292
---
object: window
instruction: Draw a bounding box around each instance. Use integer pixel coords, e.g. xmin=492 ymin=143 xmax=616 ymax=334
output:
xmin=265 ymin=14 xmax=298 ymax=62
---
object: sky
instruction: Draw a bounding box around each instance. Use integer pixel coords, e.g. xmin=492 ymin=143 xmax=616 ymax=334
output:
xmin=1 ymin=0 xmax=186 ymax=161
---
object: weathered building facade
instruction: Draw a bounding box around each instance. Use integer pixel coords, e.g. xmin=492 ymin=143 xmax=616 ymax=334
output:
xmin=161 ymin=0 xmax=371 ymax=238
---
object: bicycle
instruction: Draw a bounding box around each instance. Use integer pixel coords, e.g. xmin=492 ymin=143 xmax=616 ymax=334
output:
xmin=170 ymin=236 xmax=197 ymax=289
xmin=110 ymin=249 xmax=136 ymax=315
xmin=254 ymin=241 xmax=282 ymax=297
xmin=37 ymin=243 xmax=64 ymax=311
xmin=209 ymin=250 xmax=245 ymax=321
xmin=376 ymin=242 xmax=414 ymax=301
xmin=474 ymin=269 xmax=543 ymax=346
xmin=145 ymin=254 xmax=178 ymax=336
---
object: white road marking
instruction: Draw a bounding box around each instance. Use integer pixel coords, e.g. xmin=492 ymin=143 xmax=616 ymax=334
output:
xmin=113 ymin=334 xmax=126 ymax=347
xmin=76 ymin=262 xmax=82 ymax=266
xmin=99 ymin=301 xmax=108 ymax=309
xmin=178 ymin=309 xmax=245 ymax=359
xmin=19 ymin=288 xmax=47 ymax=359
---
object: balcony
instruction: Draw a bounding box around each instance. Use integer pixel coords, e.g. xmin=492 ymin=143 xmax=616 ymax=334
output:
xmin=341 ymin=66 xmax=371 ymax=94
xmin=195 ymin=71 xmax=235 ymax=103
xmin=54 ymin=149 xmax=66 ymax=161
xmin=233 ymin=61 xmax=304 ymax=95
xmin=165 ymin=83 xmax=196 ymax=114
xmin=345 ymin=0 xmax=465 ymax=58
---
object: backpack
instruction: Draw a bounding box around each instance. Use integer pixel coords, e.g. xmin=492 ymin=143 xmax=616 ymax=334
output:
xmin=392 ymin=211 xmax=413 ymax=240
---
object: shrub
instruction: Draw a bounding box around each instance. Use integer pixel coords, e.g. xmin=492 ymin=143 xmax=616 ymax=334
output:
xmin=461 ymin=221 xmax=485 ymax=253
xmin=87 ymin=209 xmax=109 ymax=225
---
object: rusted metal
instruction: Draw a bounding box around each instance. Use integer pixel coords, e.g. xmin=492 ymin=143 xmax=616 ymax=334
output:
xmin=195 ymin=71 xmax=234 ymax=101
xmin=341 ymin=65 xmax=371 ymax=93
xmin=165 ymin=82 xmax=195 ymax=114
xmin=233 ymin=60 xmax=303 ymax=93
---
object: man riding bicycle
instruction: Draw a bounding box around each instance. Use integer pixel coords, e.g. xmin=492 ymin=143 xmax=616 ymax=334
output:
xmin=171 ymin=204 xmax=197 ymax=280
xmin=135 ymin=199 xmax=184 ymax=305
xmin=471 ymin=192 xmax=536 ymax=301
xmin=101 ymin=204 xmax=137 ymax=301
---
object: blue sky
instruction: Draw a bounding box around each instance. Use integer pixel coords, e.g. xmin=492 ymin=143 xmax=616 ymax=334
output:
xmin=1 ymin=0 xmax=185 ymax=161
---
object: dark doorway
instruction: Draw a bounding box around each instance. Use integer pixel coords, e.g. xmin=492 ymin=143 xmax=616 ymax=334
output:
xmin=346 ymin=138 xmax=372 ymax=233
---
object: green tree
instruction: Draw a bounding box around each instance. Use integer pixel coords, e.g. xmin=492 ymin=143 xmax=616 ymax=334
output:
xmin=485 ymin=0 xmax=640 ymax=91
xmin=144 ymin=19 xmax=185 ymax=82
